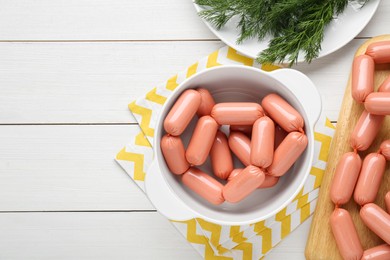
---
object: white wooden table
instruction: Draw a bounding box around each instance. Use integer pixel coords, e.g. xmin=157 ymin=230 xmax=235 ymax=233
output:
xmin=0 ymin=1 xmax=389 ymax=259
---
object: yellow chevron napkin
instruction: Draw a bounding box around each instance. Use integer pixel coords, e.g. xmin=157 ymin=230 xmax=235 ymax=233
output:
xmin=116 ymin=46 xmax=336 ymax=259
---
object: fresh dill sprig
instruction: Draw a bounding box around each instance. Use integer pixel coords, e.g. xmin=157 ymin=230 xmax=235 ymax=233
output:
xmin=195 ymin=0 xmax=371 ymax=66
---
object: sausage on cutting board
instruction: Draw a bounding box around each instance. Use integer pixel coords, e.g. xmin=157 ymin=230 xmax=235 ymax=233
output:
xmin=330 ymin=152 xmax=362 ymax=206
xmin=351 ymin=55 xmax=375 ymax=103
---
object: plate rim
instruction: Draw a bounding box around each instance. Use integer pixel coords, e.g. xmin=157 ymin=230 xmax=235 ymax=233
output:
xmin=193 ymin=0 xmax=381 ymax=63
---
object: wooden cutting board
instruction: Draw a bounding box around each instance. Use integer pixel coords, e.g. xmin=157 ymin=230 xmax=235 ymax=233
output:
xmin=306 ymin=35 xmax=390 ymax=260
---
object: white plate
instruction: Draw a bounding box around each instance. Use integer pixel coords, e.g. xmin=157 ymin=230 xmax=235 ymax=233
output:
xmin=193 ymin=0 xmax=381 ymax=63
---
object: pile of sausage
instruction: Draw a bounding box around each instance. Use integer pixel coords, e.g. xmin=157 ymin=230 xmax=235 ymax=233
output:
xmin=330 ymin=41 xmax=390 ymax=260
xmin=160 ymin=87 xmax=308 ymax=205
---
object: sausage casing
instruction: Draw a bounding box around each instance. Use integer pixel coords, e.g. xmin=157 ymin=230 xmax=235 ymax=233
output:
xmin=164 ymin=89 xmax=201 ymax=136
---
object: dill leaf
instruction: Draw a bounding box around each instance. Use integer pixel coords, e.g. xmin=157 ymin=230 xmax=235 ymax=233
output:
xmin=195 ymin=0 xmax=371 ymax=66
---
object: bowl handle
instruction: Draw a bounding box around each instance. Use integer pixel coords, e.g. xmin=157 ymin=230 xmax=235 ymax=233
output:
xmin=270 ymin=69 xmax=322 ymax=128
xmin=145 ymin=160 xmax=194 ymax=221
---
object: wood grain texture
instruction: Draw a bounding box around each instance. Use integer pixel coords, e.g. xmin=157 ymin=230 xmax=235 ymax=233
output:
xmin=0 ymin=0 xmax=387 ymax=40
xmin=0 ymin=211 xmax=312 ymax=259
xmin=0 ymin=39 xmax=367 ymax=124
xmin=306 ymin=35 xmax=390 ymax=260
xmin=0 ymin=125 xmax=156 ymax=211
xmin=0 ymin=212 xmax=200 ymax=259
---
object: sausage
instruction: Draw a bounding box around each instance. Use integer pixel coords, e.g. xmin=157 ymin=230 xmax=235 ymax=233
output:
xmin=366 ymin=41 xmax=390 ymax=64
xmin=380 ymin=139 xmax=390 ymax=160
xmin=385 ymin=192 xmax=390 ymax=214
xmin=350 ymin=110 xmax=384 ymax=151
xmin=330 ymin=208 xmax=363 ymax=260
xmin=330 ymin=152 xmax=362 ymax=206
xmin=227 ymin=168 xmax=244 ymax=181
xmin=164 ymin=89 xmax=201 ymax=136
xmin=360 ymin=203 xmax=390 ymax=245
xmin=261 ymin=93 xmax=304 ymax=132
xmin=258 ymin=175 xmax=279 ymax=188
xmin=182 ymin=167 xmax=224 ymax=205
xmin=362 ymin=244 xmax=390 ymax=260
xmin=354 ymin=153 xmax=386 ymax=206
xmin=227 ymin=168 xmax=279 ymax=188
xmin=228 ymin=131 xmax=251 ymax=166
xmin=160 ymin=134 xmax=190 ymax=175
xmin=211 ymin=103 xmax=264 ymax=125
xmin=196 ymin=88 xmax=215 ymax=117
xmin=186 ymin=116 xmax=219 ymax=165
xmin=351 ymin=55 xmax=375 ymax=103
xmin=210 ymin=130 xmax=234 ymax=180
xmin=364 ymin=92 xmax=390 ymax=115
xmin=267 ymin=132 xmax=308 ymax=177
xmin=274 ymin=125 xmax=288 ymax=149
xmin=250 ymin=116 xmax=275 ymax=168
xmin=229 ymin=125 xmax=252 ymax=137
xmin=378 ymin=75 xmax=390 ymax=92
xmin=223 ymin=165 xmax=265 ymax=203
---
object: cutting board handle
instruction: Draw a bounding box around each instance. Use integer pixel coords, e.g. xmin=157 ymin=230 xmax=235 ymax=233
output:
xmin=271 ymin=68 xmax=322 ymax=128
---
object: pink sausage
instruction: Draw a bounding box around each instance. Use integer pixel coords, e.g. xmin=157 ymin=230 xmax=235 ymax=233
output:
xmin=350 ymin=110 xmax=384 ymax=151
xmin=261 ymin=93 xmax=304 ymax=132
xmin=160 ymin=134 xmax=190 ymax=175
xmin=267 ymin=132 xmax=308 ymax=177
xmin=380 ymin=139 xmax=390 ymax=160
xmin=354 ymin=153 xmax=386 ymax=206
xmin=229 ymin=125 xmax=252 ymax=137
xmin=274 ymin=125 xmax=288 ymax=149
xmin=352 ymin=55 xmax=375 ymax=103
xmin=228 ymin=131 xmax=251 ymax=166
xmin=186 ymin=116 xmax=219 ymax=166
xmin=366 ymin=41 xmax=390 ymax=64
xmin=211 ymin=103 xmax=264 ymax=125
xmin=330 ymin=208 xmax=363 ymax=260
xmin=365 ymin=92 xmax=390 ymax=115
xmin=196 ymin=88 xmax=215 ymax=117
xmin=385 ymin=192 xmax=390 ymax=214
xmin=164 ymin=89 xmax=201 ymax=136
xmin=227 ymin=168 xmax=244 ymax=181
xmin=210 ymin=130 xmax=234 ymax=180
xmin=227 ymin=168 xmax=278 ymax=188
xmin=182 ymin=167 xmax=224 ymax=205
xmin=360 ymin=203 xmax=390 ymax=245
xmin=330 ymin=152 xmax=362 ymax=206
xmin=258 ymin=175 xmax=279 ymax=188
xmin=223 ymin=165 xmax=265 ymax=203
xmin=378 ymin=75 xmax=390 ymax=92
xmin=250 ymin=116 xmax=275 ymax=168
xmin=362 ymin=244 xmax=390 ymax=260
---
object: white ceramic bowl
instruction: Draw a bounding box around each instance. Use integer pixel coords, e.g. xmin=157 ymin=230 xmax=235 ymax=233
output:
xmin=145 ymin=65 xmax=321 ymax=225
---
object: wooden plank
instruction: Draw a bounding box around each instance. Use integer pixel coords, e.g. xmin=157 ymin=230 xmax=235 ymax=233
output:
xmin=306 ymin=36 xmax=390 ymax=260
xmin=0 ymin=211 xmax=311 ymax=259
xmin=0 ymin=39 xmax=366 ymax=124
xmin=0 ymin=0 xmax=215 ymax=41
xmin=0 ymin=212 xmax=199 ymax=259
xmin=0 ymin=41 xmax=223 ymax=123
xmin=0 ymin=124 xmax=156 ymax=211
xmin=0 ymin=0 xmax=387 ymax=40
